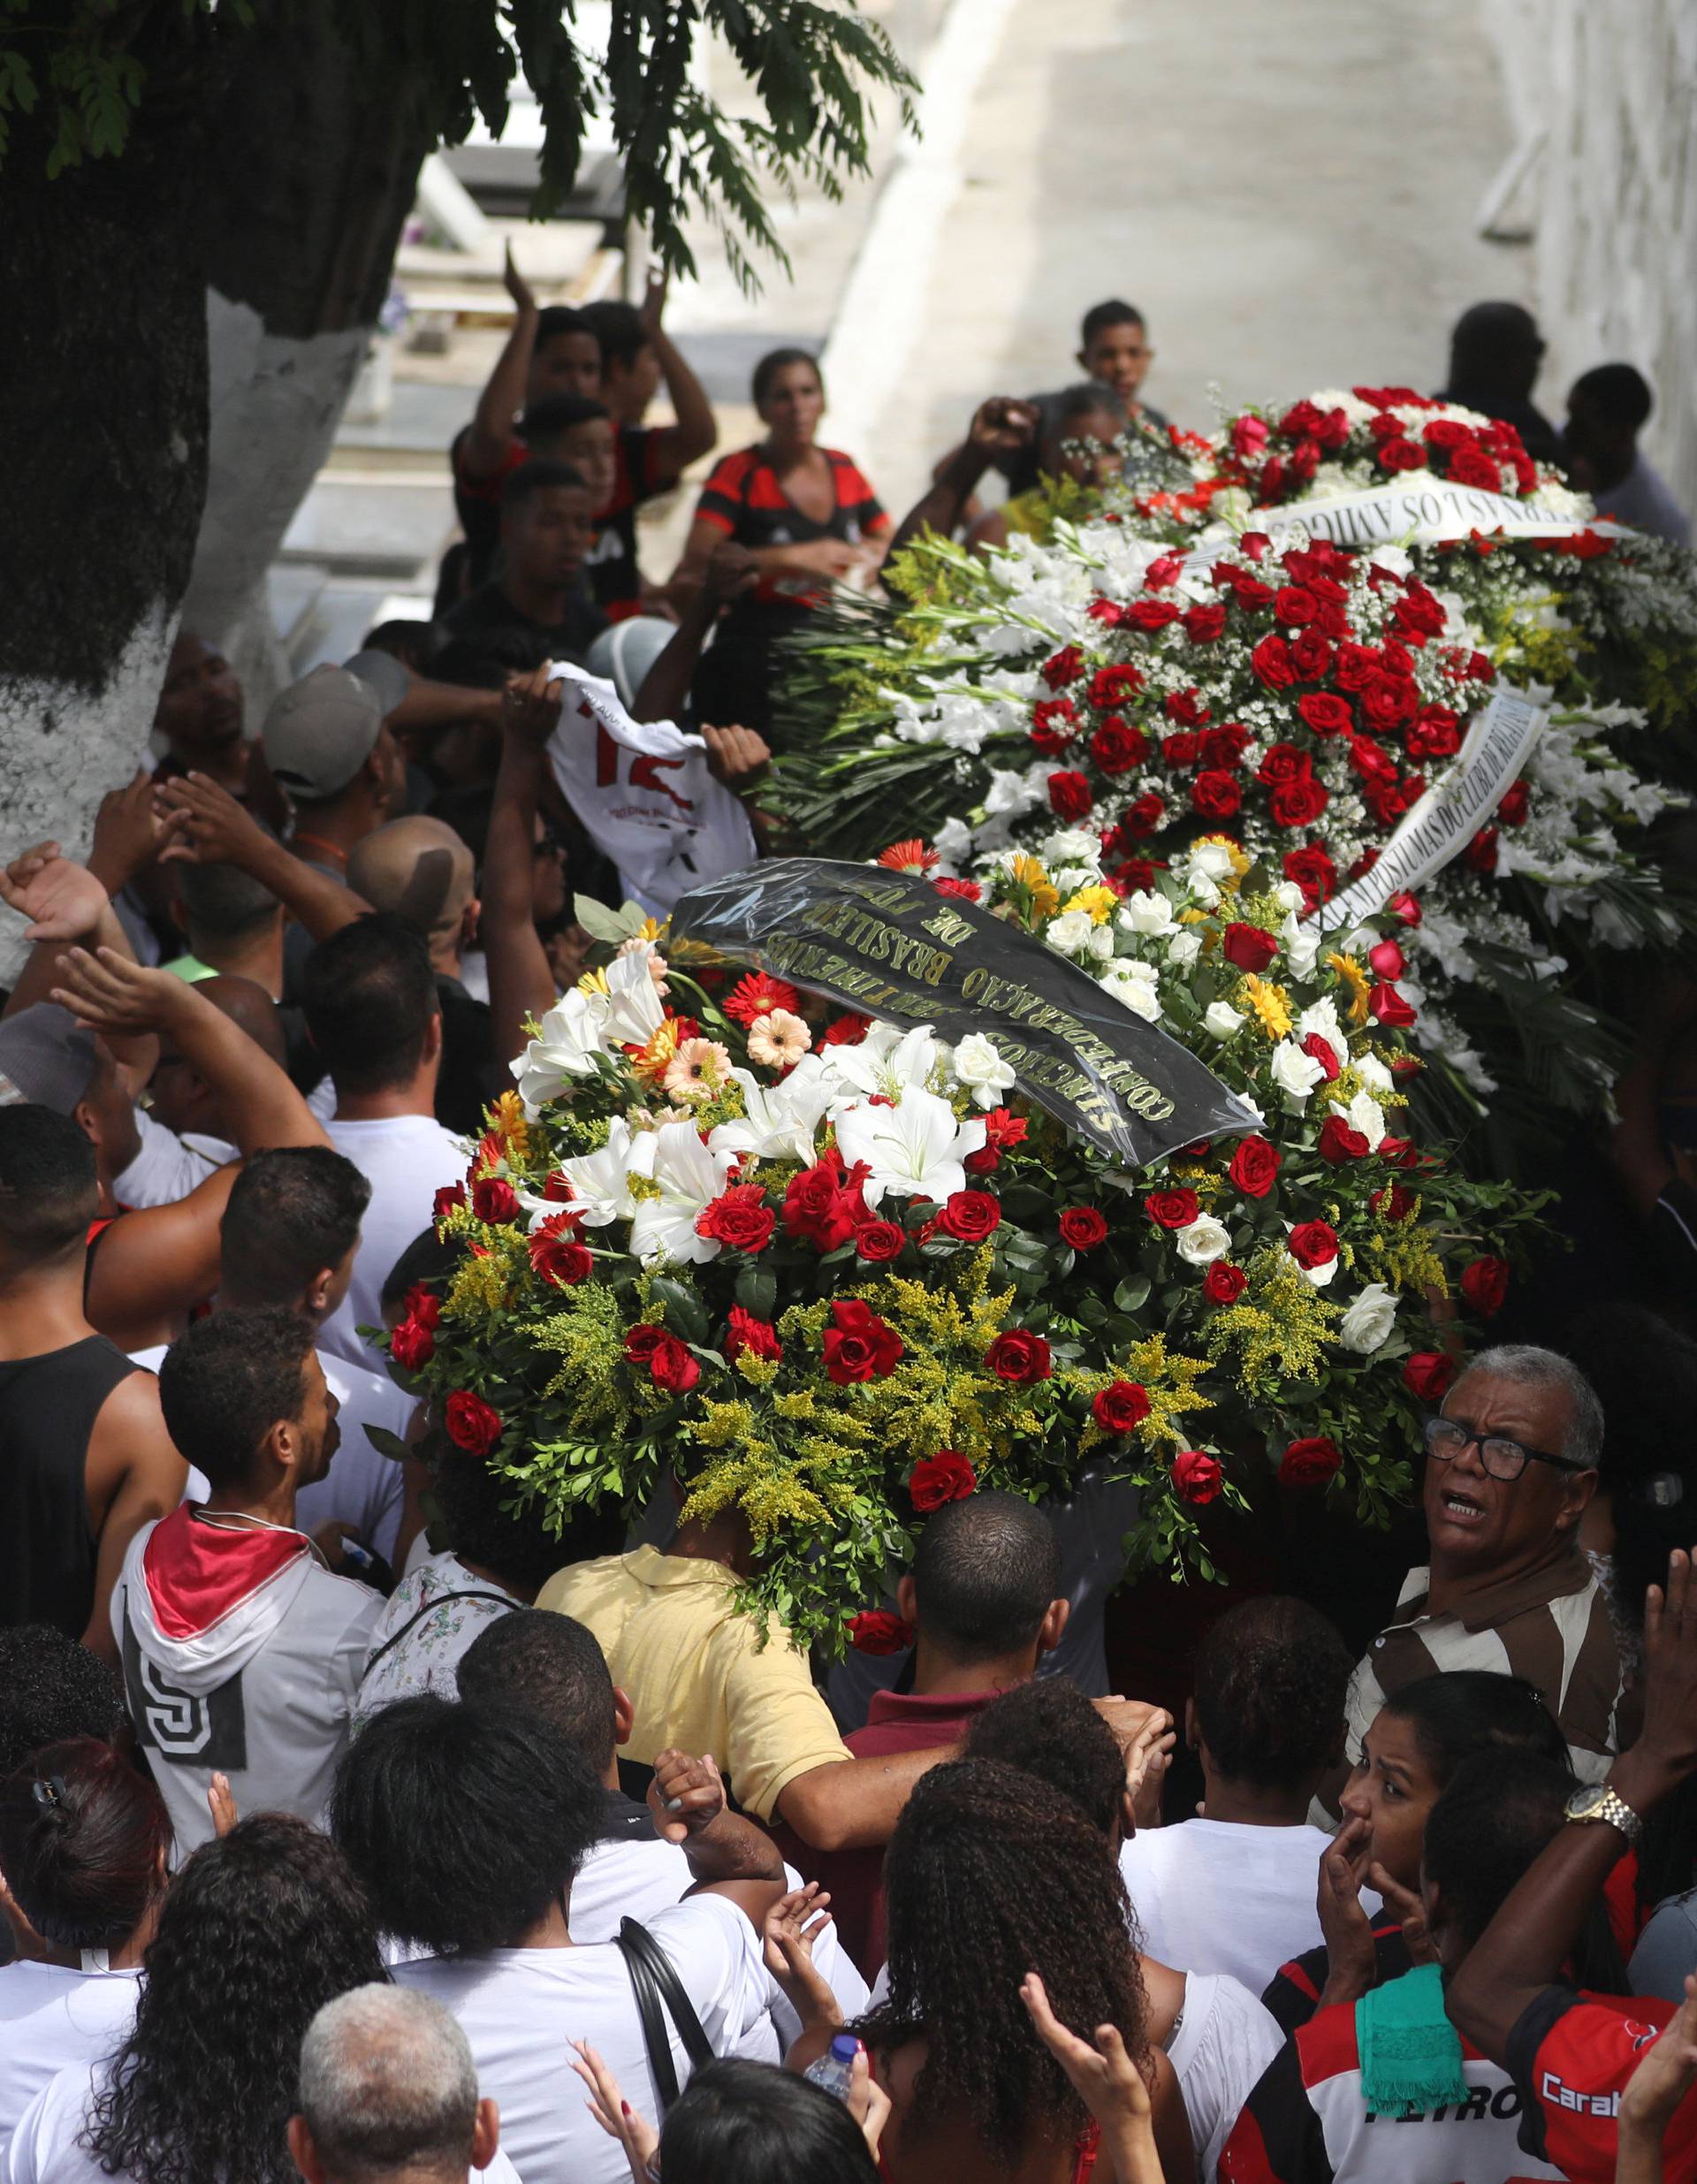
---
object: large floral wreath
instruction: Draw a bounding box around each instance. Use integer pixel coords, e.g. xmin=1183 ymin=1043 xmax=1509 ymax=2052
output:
xmin=773 ymin=391 xmax=1697 ymax=1165
xmin=390 ymin=860 xmax=1534 ymax=1648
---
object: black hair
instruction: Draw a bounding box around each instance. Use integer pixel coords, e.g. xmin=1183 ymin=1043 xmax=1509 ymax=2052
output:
xmin=177 ymin=857 xmax=280 ymax=941
xmin=501 ymin=457 xmax=590 ymax=512
xmin=1380 ymin=1670 xmax=1570 ymax=1787
xmin=535 ymin=305 xmax=598 ymax=356
xmin=220 ymin=1146 xmax=370 ymax=1307
xmin=752 ymin=346 xmax=823 ymax=408
xmin=361 ymin=620 xmax=441 ymax=674
xmin=422 ymin=1423 xmax=616 ymax=1591
xmin=521 ymin=392 xmax=612 ymax=448
xmin=909 ymin=1490 xmax=1061 ymax=1662
xmin=1080 ymin=299 xmax=1145 ymax=346
xmin=579 ymin=300 xmax=650 ymax=370
xmin=1192 ymin=1595 xmax=1353 ymax=1791
xmin=857 ymin=1760 xmax=1147 ymax=2163
xmin=658 ymin=2058 xmax=879 ymax=2184
xmin=0 ymin=1626 xmax=123 ymax=1778
xmin=0 ymin=1103 xmax=98 ymax=1257
xmin=0 ymin=1737 xmax=170 ymax=1951
xmin=1570 ymin=362 xmax=1654 ymax=433
xmin=457 ymin=1610 xmax=617 ymax=1774
xmin=85 ymin=1817 xmax=384 ymax=2184
xmin=1421 ymin=1749 xmax=1571 ymax=1949
xmin=425 ymin=788 xmax=495 ymax=871
xmin=1052 ymin=381 xmax=1129 ymax=430
xmin=302 ymin=912 xmax=440 ymax=1095
xmin=1447 ymin=301 xmax=1544 ymax=394
xmin=380 ymin=1226 xmax=465 ymax=1314
xmin=330 ymin=1694 xmax=605 ymax=1953
xmin=963 ymin=1678 xmax=1126 ymax=1838
xmin=156 ymin=1305 xmax=316 ymax=1491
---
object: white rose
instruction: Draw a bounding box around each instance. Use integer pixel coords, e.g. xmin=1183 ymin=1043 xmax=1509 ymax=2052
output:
xmin=1047 ymin=910 xmax=1093 ymax=955
xmin=1354 ymin=1052 xmax=1394 ymax=1096
xmin=1119 ymin=889 xmax=1176 ymax=936
xmin=1284 ymin=925 xmax=1321 ymax=977
xmin=1167 ymin=930 xmax=1203 ymax=968
xmin=1272 ymin=881 xmax=1305 ymax=915
xmin=1338 ymin=1281 xmax=1398 ymax=1353
xmin=953 ymin=1032 xmax=1017 ymax=1109
xmin=1086 ymin=925 xmax=1116 ymax=962
xmin=1268 ymin=1039 xmax=1326 ymax=1105
xmin=1297 ymin=997 xmax=1343 ymax=1049
xmin=1294 ymin=1252 xmax=1339 ymax=1289
xmin=1176 ymin=1214 xmax=1232 ymax=1265
xmin=1187 ymin=841 xmax=1237 ymax=884
xmin=1102 ymin=966 xmax=1161 ymax=1023
xmin=1042 ymin=827 xmax=1099 ymax=865
xmin=1346 ymin=1090 xmax=1387 ymax=1146
xmin=1204 ymin=1001 xmax=1245 ymax=1039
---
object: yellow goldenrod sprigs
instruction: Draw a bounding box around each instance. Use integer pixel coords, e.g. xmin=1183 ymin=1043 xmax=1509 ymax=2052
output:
xmin=1363 ymin=1221 xmax=1450 ymax=1298
xmin=446 ymin=1249 xmax=512 ymax=1323
xmin=1204 ymin=1252 xmax=1339 ymax=1390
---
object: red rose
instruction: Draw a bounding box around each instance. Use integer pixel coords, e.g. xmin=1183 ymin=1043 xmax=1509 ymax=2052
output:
xmin=529 ymin=1212 xmax=593 ymax=1288
xmin=1403 ymin=1351 xmax=1456 ymax=1401
xmin=726 ymin=1306 xmax=781 ymax=1363
xmin=855 ymin=1220 xmax=907 ymax=1263
xmin=1204 ymin=1262 xmax=1247 ymax=1305
xmin=784 ymin=1160 xmax=870 ymax=1250
xmin=1406 ymin=706 xmax=1461 ymax=760
xmin=1145 ymin=1188 xmax=1200 ymax=1229
xmin=1497 ymin=779 xmax=1531 ymax=827
xmin=1191 ymin=768 xmax=1243 ymax=818
xmin=1268 ymin=776 xmax=1330 ymax=828
xmin=1388 ymin=890 xmax=1422 ymax=926
xmin=433 ymin=1183 xmax=467 ymax=1222
xmin=941 ymin=1190 xmax=1001 ymax=1244
xmin=1200 ymin=727 xmax=1250 ymax=774
xmin=445 ymin=1389 xmax=501 ymax=1456
xmin=1229 ymin=1136 xmax=1281 ymax=1199
xmin=1040 ymin=644 xmax=1084 ymax=690
xmin=1368 ymin=982 xmax=1418 ymax=1029
xmin=1165 ymin=688 xmax=1211 ymax=728
xmin=848 ymin=1609 xmax=915 ymax=1655
xmin=390 ymin=1315 xmax=436 ymax=1371
xmin=1164 ymin=732 xmax=1200 ymax=768
xmin=1059 ymin=1206 xmax=1109 ymax=1251
xmin=985 ymin=1329 xmax=1053 ymax=1383
xmin=1088 ymin=597 xmax=1124 ymax=626
xmin=1126 ymin=597 xmax=1182 ymax=631
xmin=1090 ymin=719 xmax=1148 ymax=775
xmin=1122 ymin=793 xmax=1166 ymax=838
xmin=1449 ymin=445 xmax=1504 ymax=491
xmin=1256 ymin=742 xmax=1311 ymax=787
xmin=1275 ymin=584 xmax=1319 ymax=626
xmin=824 ymin=1298 xmax=905 ymax=1383
xmin=1460 ymin=1257 xmax=1510 ymax=1318
xmin=1282 ymin=846 xmax=1337 ymax=911
xmin=1376 ymin=437 xmax=1426 ymax=472
xmin=909 ymin=1450 xmax=978 ymax=1511
xmin=1287 ymin=1220 xmax=1339 ymax=1270
xmin=1089 ymin=664 xmax=1144 ymax=708
xmin=1464 ymin=828 xmax=1500 ymax=874
xmin=1184 ymin=603 xmax=1228 ymax=643
xmin=624 ymin=1324 xmax=667 ymax=1366
xmin=1318 ymin=1114 xmax=1371 ymax=1164
xmin=405 ymin=1285 xmax=441 ymax=1329
xmin=1371 ymin=1180 xmax=1415 ymax=1221
xmin=1301 ymin=1031 xmax=1342 ymax=1083
xmin=1172 ymin=1450 xmax=1223 ymax=1505
xmin=1279 ymin=1435 xmax=1342 ymax=1488
xmin=1251 ymin=634 xmax=1296 ymax=690
xmin=1231 ymin=414 xmax=1270 ymax=460
xmin=1093 ymin=1381 xmax=1151 ymax=1434
xmin=471 ymin=1176 xmax=519 ymax=1225
xmin=696 ymin=1183 xmax=776 ymax=1254
xmin=649 ymin=1333 xmax=701 ymax=1394
xmin=1361 ymin=675 xmax=1418 ymax=733
xmin=1047 ymin=770 xmax=1094 ymax=821
xmin=1222 ymin=922 xmax=1278 ymax=972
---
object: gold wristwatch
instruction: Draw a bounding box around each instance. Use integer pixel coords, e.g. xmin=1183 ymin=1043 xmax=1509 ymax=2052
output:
xmin=1564 ymin=1782 xmax=1642 ymax=1844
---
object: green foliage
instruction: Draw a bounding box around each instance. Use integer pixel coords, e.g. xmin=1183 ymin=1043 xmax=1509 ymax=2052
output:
xmin=3 ymin=0 xmax=917 ymax=296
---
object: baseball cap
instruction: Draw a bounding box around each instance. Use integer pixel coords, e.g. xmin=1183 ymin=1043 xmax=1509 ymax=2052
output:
xmin=588 ymin=618 xmax=673 ymax=712
xmin=263 ymin=657 xmax=401 ymax=802
xmin=0 ymin=1004 xmax=100 ymax=1114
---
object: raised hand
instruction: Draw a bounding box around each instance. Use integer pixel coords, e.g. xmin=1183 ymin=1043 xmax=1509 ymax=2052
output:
xmin=1622 ymin=1975 xmax=1697 ymax=2137
xmin=207 ymin=1773 xmax=239 ymax=1839
xmin=702 ymin=722 xmax=771 ymax=793
xmin=569 ymin=2041 xmax=658 ymax=2184
xmin=762 ymin=1883 xmax=842 ymax=2033
xmin=49 ymin=946 xmax=190 ymax=1038
xmin=1021 ymin=1970 xmax=1159 ymax=2184
xmin=0 ymin=847 xmax=109 ymax=944
xmin=90 ymin=772 xmax=187 ymax=892
xmin=156 ymin=772 xmax=274 ymax=871
xmin=1315 ymin=1813 xmax=1380 ymax=2004
xmin=503 ymin=242 xmax=538 ymax=318
xmin=1369 ymin=1861 xmax=1438 ymax=1965
xmin=647 ymin=1746 xmax=726 ymax=1846
xmin=637 ymin=265 xmax=668 ymax=339
xmin=1125 ymin=1716 xmax=1176 ymax=1832
xmin=968 ymin=396 xmax=1041 ymax=455
xmin=501 ymin=665 xmax=566 ymax=751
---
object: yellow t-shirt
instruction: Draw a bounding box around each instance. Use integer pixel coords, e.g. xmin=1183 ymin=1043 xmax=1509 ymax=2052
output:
xmin=536 ymin=1546 xmax=851 ymax=1823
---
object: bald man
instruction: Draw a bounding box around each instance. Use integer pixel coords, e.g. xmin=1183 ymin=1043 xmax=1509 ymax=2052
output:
xmin=345 ymin=818 xmax=499 ymax=1135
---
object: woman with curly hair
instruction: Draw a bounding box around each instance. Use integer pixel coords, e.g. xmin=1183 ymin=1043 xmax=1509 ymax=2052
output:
xmin=0 ymin=1739 xmax=171 ymax=2147
xmin=4 ymin=1815 xmax=385 ymax=2184
xmin=853 ymin=1759 xmax=1194 ymax=2183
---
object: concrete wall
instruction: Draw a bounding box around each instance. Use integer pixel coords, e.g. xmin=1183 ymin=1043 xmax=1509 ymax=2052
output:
xmin=1487 ymin=0 xmax=1697 ymax=506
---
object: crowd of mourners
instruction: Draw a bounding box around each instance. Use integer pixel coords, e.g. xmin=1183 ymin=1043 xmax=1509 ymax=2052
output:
xmin=1 ymin=274 xmax=1696 ymax=2184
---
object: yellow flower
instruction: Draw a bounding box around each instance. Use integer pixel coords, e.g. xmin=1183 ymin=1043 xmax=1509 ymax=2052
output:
xmin=1008 ymin=854 xmax=1060 ymax=922
xmin=631 ymin=1016 xmax=687 ymax=1086
xmin=489 ymin=1089 xmax=531 ymax=1164
xmin=1239 ymin=975 xmax=1293 ymax=1041
xmin=577 ymin=965 xmax=610 ymax=997
xmin=1063 ymin=885 xmax=1119 ymax=926
xmin=1326 ymin=952 xmax=1372 ymax=1028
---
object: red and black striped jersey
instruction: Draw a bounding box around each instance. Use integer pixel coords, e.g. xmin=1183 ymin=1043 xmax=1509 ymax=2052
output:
xmin=1506 ymin=1985 xmax=1695 ymax=2184
xmin=690 ymin=444 xmax=889 ymax=609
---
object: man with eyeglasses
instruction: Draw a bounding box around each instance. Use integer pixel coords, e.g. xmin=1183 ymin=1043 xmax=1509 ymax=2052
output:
xmin=1336 ymin=1343 xmax=1624 ymax=1803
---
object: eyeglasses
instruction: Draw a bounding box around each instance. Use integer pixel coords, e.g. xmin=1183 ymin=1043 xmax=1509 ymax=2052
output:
xmin=1423 ymin=1413 xmax=1587 ymax=1483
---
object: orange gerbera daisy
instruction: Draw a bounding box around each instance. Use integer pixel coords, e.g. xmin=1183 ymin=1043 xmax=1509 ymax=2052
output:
xmin=878 ymin=839 xmax=939 ymax=874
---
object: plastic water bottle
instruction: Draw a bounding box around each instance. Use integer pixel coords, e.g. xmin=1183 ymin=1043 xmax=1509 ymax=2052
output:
xmin=803 ymin=2032 xmax=860 ymax=2103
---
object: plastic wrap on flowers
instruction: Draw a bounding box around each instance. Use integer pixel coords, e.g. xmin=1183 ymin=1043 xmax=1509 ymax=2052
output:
xmin=771 ymin=399 xmax=1697 ymax=1170
xmin=385 ymin=891 xmax=1539 ymax=1650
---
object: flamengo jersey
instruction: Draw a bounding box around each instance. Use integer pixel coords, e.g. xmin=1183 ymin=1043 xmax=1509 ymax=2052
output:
xmin=1506 ymin=1985 xmax=1695 ymax=2184
xmin=1221 ymin=1983 xmax=1565 ymax=2184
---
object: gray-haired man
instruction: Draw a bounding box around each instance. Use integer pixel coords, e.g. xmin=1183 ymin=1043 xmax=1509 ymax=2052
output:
xmin=291 ymin=1986 xmax=514 ymax=2184
xmin=1336 ymin=1345 xmax=1622 ymax=1800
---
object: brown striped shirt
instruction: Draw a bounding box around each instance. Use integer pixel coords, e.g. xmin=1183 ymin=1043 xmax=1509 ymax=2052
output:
xmin=1343 ymin=1555 xmax=1624 ymax=1785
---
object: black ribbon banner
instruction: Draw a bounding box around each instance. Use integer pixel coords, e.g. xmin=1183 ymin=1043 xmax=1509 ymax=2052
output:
xmin=670 ymin=858 xmax=1260 ymax=1168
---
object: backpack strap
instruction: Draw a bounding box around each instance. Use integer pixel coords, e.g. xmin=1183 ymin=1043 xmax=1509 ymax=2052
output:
xmin=362 ymin=1589 xmax=514 ymax=1674
xmin=615 ymin=1915 xmax=716 ymax=2114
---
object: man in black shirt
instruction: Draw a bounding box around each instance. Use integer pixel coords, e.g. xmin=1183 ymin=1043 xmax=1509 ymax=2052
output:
xmin=443 ymin=460 xmax=605 ymax=671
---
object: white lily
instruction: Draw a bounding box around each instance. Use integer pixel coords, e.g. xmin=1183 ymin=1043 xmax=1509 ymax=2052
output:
xmin=601 ymin=947 xmax=667 ymax=1047
xmin=833 ymin=1088 xmax=988 ymax=1207
xmin=709 ymin=1062 xmax=836 ymax=1166
xmin=512 ymin=986 xmax=613 ymax=1113
xmin=552 ymin=1117 xmax=655 ymax=1229
xmin=823 ymin=1022 xmax=940 ymax=1104
xmin=628 ymin=1119 xmax=739 ymax=1268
